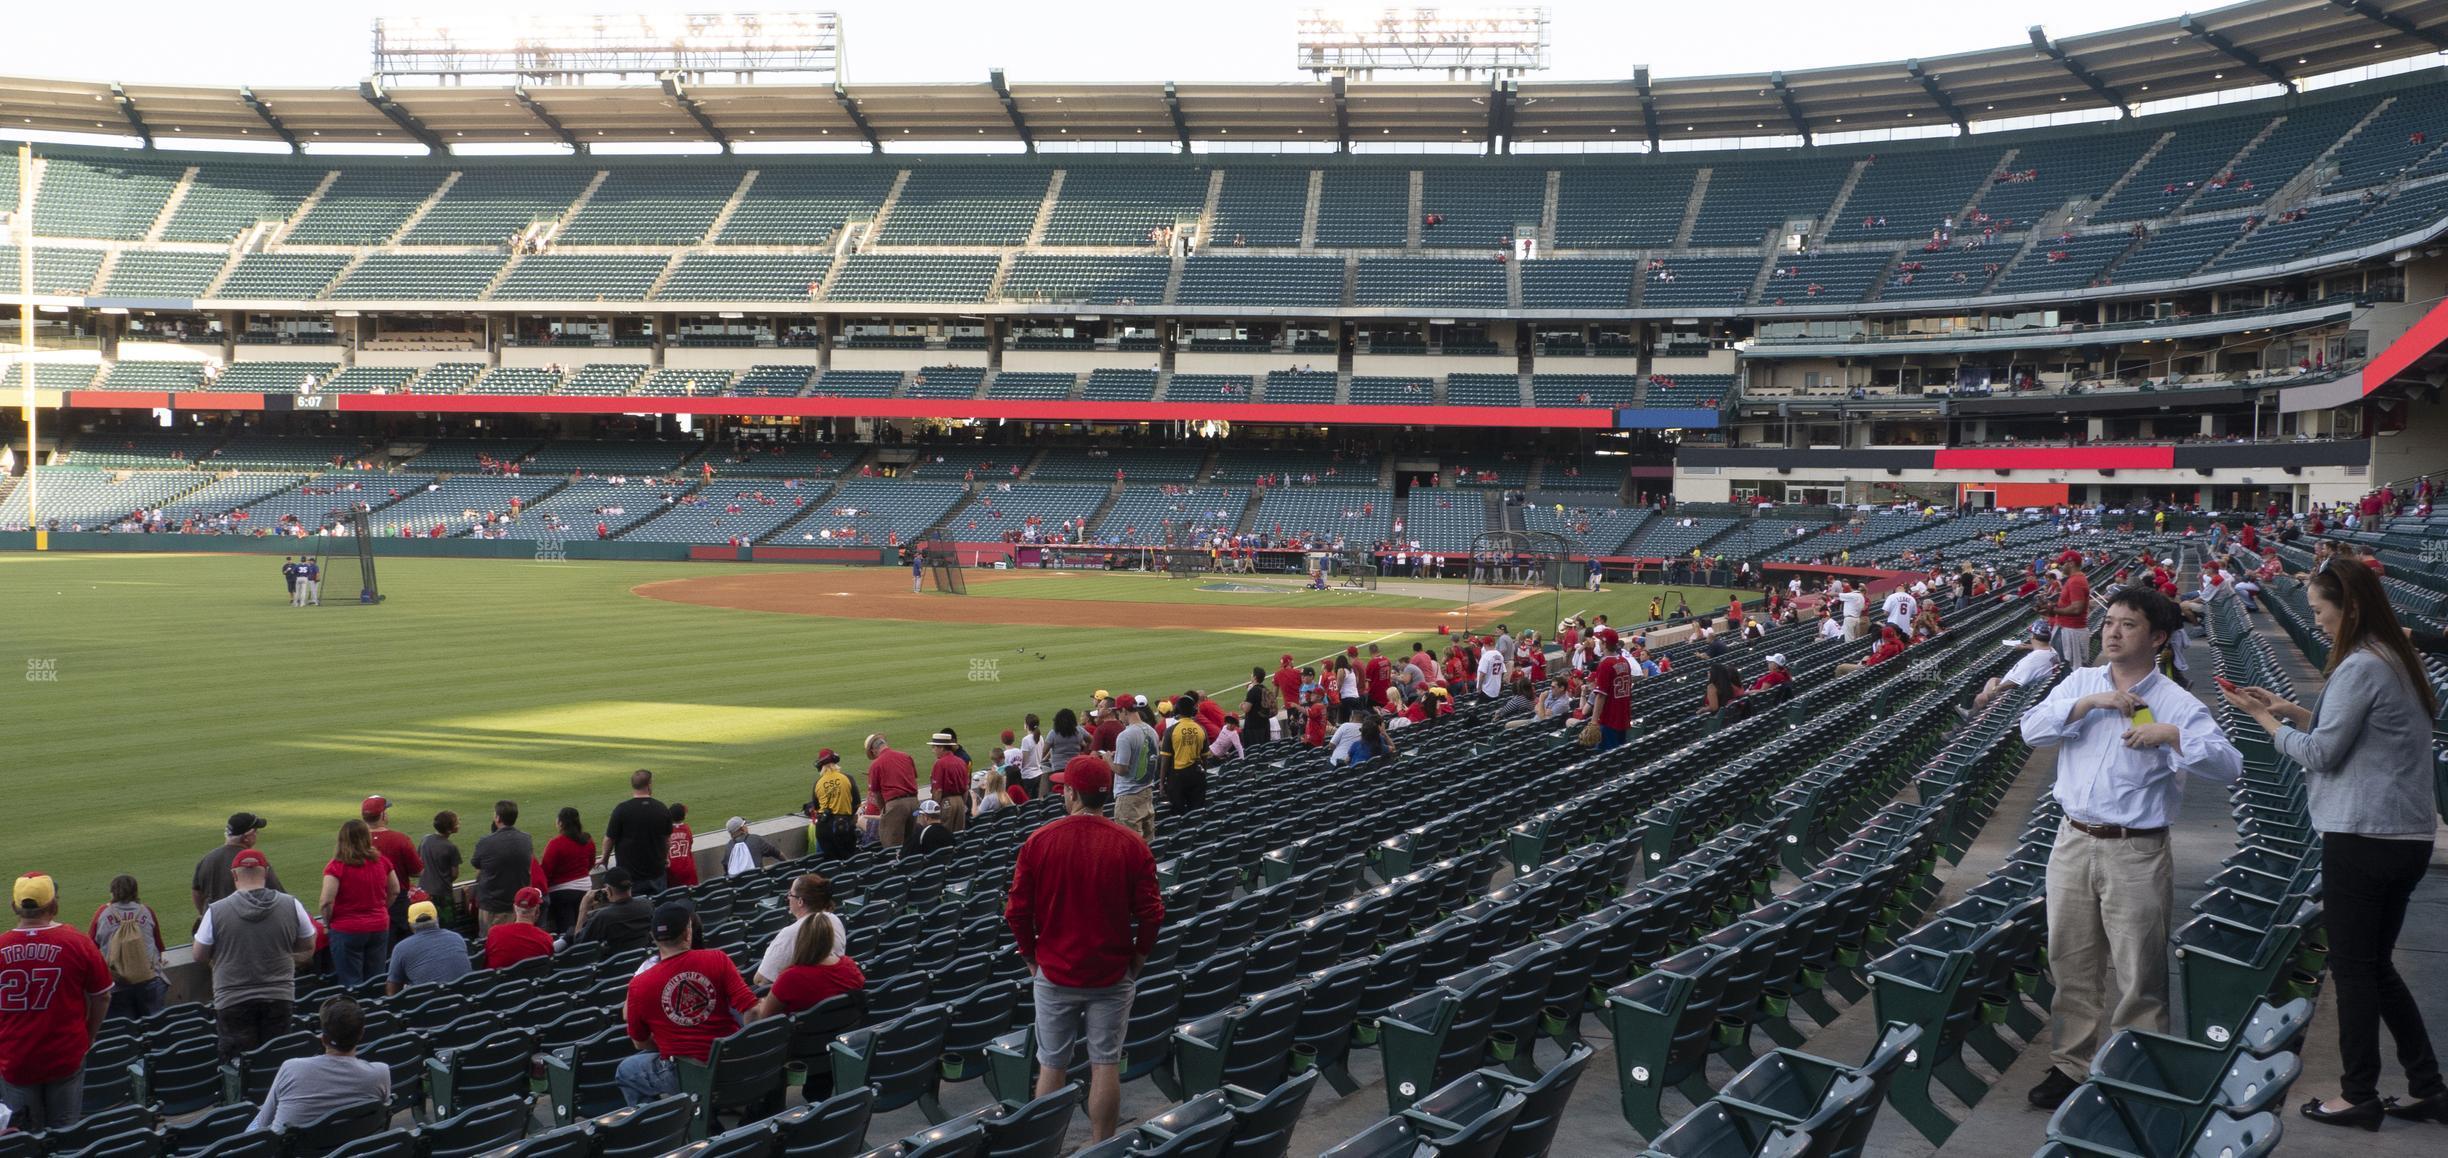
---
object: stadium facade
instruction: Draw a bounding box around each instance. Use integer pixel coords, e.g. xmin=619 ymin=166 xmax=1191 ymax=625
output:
xmin=5 ymin=0 xmax=2448 ymax=539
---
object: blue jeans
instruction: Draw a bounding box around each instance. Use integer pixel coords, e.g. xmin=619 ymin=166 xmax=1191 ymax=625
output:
xmin=107 ymin=976 xmax=168 ymax=1022
xmin=615 ymin=1052 xmax=679 ymax=1107
xmin=631 ymin=874 xmax=668 ymax=899
xmin=0 ymin=1071 xmax=84 ymax=1131
xmin=1598 ymin=725 xmax=1626 ymax=751
xmin=329 ymin=929 xmax=390 ymax=990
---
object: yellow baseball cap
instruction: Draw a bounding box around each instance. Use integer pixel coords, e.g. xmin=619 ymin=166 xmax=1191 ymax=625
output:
xmin=407 ymin=900 xmax=439 ymax=926
xmin=1093 ymin=689 xmax=1110 ymax=701
xmin=12 ymin=872 xmax=55 ymax=913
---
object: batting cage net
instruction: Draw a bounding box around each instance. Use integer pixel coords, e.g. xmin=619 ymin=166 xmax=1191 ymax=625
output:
xmin=1163 ymin=548 xmax=1208 ymax=579
xmin=922 ymin=543 xmax=967 ymax=595
xmin=1331 ymin=549 xmax=1379 ymax=591
xmin=349 ymin=508 xmax=383 ymax=603
xmin=1465 ymin=530 xmax=1573 ymax=632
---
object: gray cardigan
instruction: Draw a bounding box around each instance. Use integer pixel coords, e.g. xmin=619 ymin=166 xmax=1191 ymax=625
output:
xmin=2275 ymin=646 xmax=2440 ymax=836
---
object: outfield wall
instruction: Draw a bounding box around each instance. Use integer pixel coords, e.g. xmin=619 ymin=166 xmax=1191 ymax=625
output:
xmin=0 ymin=532 xmax=892 ymax=566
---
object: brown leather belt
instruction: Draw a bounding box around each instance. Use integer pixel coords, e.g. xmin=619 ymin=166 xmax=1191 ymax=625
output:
xmin=2067 ymin=818 xmax=2167 ymax=840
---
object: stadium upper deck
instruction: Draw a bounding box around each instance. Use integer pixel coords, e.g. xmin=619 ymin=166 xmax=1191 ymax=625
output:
xmin=4 ymin=65 xmax=2448 ymax=324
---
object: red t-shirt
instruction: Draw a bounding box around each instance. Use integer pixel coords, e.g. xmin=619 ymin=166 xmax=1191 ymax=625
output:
xmin=539 ymin=836 xmax=595 ymax=889
xmin=1595 ymin=655 xmax=1635 ymax=730
xmin=1364 ymin=657 xmax=1392 ymax=706
xmin=1272 ymin=666 xmax=1302 ymax=707
xmin=1093 ymin=718 xmax=1124 ymax=754
xmin=624 ymin=948 xmax=757 ymax=1062
xmin=369 ymin=828 xmax=423 ymax=890
xmin=0 ymin=923 xmax=113 ymax=1085
xmin=930 ymin=754 xmax=971 ymax=801
xmin=1747 ymin=668 xmax=1792 ymax=694
xmin=1006 ymin=814 xmax=1164 ymax=989
xmin=665 ymin=825 xmax=700 ymax=888
xmin=484 ymin=921 xmax=555 ymax=969
xmin=1304 ymin=705 xmax=1327 ymax=747
xmin=1865 ymin=637 xmax=1906 ymax=666
xmin=867 ymin=748 xmax=918 ymax=803
xmin=2052 ymin=571 xmax=2091 ymax=629
xmin=324 ymin=858 xmax=392 ymax=934
xmin=770 ymin=958 xmax=867 ymax=1013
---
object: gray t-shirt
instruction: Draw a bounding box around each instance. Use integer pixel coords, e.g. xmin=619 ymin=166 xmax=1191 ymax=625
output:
xmin=387 ymin=928 xmax=473 ymax=988
xmin=417 ymin=834 xmax=461 ymax=902
xmin=1111 ymin=722 xmax=1158 ymax=796
xmin=248 ymin=1053 xmax=392 ymax=1131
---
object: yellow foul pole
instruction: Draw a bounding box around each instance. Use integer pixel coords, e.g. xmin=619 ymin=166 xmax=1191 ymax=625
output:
xmin=17 ymin=142 xmax=34 ymax=546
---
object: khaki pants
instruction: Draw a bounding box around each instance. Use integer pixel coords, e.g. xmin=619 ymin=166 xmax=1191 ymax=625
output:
xmin=1113 ymin=791 xmax=1156 ymax=843
xmin=938 ymin=794 xmax=969 ymax=834
xmin=1843 ymin=616 xmax=1865 ymax=641
xmin=2044 ymin=825 xmax=2173 ymax=1077
xmin=880 ymin=797 xmax=917 ymax=849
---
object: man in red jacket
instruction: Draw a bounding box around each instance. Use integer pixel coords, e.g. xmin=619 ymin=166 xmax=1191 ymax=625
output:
xmin=1006 ymin=755 xmax=1163 ymax=1145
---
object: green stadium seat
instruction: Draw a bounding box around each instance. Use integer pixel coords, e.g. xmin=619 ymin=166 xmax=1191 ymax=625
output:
xmin=588 ymin=1095 xmax=697 ymax=1158
xmin=163 ymin=164 xmax=326 ymax=242
xmin=1171 ymin=985 xmax=1306 ymax=1099
xmin=414 ymin=1096 xmax=532 ymax=1158
xmin=425 ymin=1028 xmax=538 ymax=1118
xmin=548 ymin=1023 xmax=636 ymax=1126
xmin=220 ymin=1030 xmax=319 ymax=1107
xmin=830 ymin=1002 xmax=954 ymax=1116
xmin=769 ymin=1087 xmax=876 ymax=1158
xmin=274 ymin=1101 xmax=388 ymax=1156
xmin=676 ymin=1017 xmax=793 ymax=1139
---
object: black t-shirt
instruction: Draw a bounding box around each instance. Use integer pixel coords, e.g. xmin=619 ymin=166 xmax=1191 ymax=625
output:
xmin=910 ymin=824 xmax=956 ymax=856
xmin=604 ymin=797 xmax=674 ymax=878
xmin=575 ymin=896 xmax=655 ymax=953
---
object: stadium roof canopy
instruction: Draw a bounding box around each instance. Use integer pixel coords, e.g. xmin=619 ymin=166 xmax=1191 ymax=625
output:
xmin=5 ymin=0 xmax=2448 ymax=151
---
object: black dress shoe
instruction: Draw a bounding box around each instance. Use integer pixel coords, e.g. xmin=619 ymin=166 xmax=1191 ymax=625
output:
xmin=2028 ymin=1067 xmax=2081 ymax=1110
xmin=2301 ymin=1097 xmax=2384 ymax=1131
xmin=2385 ymin=1093 xmax=2448 ymax=1122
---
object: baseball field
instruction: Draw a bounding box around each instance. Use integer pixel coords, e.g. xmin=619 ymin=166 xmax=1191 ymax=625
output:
xmin=3 ymin=550 xmax=1739 ymax=913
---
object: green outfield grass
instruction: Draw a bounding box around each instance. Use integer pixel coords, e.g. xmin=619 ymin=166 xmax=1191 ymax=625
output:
xmin=1 ymin=553 xmax=1456 ymax=913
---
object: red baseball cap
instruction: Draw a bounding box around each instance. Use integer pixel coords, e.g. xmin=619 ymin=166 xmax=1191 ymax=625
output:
xmin=360 ymin=795 xmax=388 ymax=820
xmin=514 ymin=887 xmax=544 ymax=909
xmin=1595 ymin=627 xmax=1620 ymax=647
xmin=1050 ymin=754 xmax=1114 ymax=796
xmin=232 ymin=850 xmax=270 ymax=870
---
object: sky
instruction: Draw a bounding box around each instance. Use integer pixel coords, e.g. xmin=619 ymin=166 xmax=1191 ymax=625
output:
xmin=1 ymin=0 xmax=2229 ymax=88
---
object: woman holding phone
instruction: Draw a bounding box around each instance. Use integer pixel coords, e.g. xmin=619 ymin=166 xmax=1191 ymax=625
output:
xmin=2221 ymin=558 xmax=2443 ymax=1129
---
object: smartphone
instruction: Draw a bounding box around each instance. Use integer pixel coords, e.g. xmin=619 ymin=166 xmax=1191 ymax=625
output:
xmin=2130 ymin=705 xmax=2156 ymax=725
xmin=2214 ymin=676 xmax=2240 ymax=694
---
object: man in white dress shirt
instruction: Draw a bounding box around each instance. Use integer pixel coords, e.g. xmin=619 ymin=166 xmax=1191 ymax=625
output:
xmin=2018 ymin=586 xmax=2241 ymax=1109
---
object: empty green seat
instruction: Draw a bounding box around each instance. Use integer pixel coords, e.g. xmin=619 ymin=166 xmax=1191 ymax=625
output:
xmin=543 ymin=1026 xmax=632 ymax=1126
xmin=831 ymin=1003 xmax=953 ymax=1116
xmin=770 ymin=1087 xmax=875 ymax=1158
xmin=1172 ymin=986 xmax=1306 ymax=1098
xmin=425 ymin=1028 xmax=536 ymax=1118
xmin=589 ymin=1095 xmax=697 ymax=1158
xmin=415 ymin=1096 xmax=531 ymax=1158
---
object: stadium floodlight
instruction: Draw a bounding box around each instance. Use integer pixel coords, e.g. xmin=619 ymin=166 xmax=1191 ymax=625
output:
xmin=1295 ymin=7 xmax=1550 ymax=79
xmin=373 ymin=11 xmax=843 ymax=85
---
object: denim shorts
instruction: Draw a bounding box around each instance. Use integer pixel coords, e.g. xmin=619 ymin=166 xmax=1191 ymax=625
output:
xmin=1033 ymin=976 xmax=1134 ymax=1068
